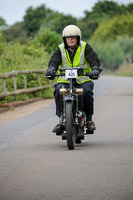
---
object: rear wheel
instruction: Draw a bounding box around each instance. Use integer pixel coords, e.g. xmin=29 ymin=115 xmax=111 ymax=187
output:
xmin=65 ymin=101 xmax=75 ymax=150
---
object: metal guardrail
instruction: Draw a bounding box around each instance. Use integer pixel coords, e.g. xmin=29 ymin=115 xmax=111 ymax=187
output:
xmin=0 ymin=69 xmax=52 ymax=99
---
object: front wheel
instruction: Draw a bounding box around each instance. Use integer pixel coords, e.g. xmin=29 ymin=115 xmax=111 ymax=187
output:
xmin=65 ymin=101 xmax=75 ymax=150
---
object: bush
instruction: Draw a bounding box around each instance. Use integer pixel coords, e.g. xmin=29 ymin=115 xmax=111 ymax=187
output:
xmin=89 ymin=39 xmax=125 ymax=70
xmin=0 ymin=38 xmax=50 ymax=73
xmin=117 ymin=36 xmax=133 ymax=56
xmin=0 ymin=31 xmax=6 ymax=54
xmin=42 ymin=12 xmax=77 ymax=34
xmin=0 ymin=38 xmax=52 ymax=102
xmin=3 ymin=22 xmax=28 ymax=43
xmin=34 ymin=28 xmax=62 ymax=53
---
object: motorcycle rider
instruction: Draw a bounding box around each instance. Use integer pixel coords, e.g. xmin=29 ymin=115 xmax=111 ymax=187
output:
xmin=46 ymin=24 xmax=101 ymax=134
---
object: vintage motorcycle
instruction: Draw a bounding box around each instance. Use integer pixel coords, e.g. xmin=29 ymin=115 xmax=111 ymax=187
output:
xmin=46 ymin=67 xmax=99 ymax=150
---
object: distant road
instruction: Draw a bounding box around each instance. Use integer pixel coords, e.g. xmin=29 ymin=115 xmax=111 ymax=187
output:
xmin=0 ymin=76 xmax=133 ymax=200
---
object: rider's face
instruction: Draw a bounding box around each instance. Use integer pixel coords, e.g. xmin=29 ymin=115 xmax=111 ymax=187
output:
xmin=66 ymin=36 xmax=78 ymax=48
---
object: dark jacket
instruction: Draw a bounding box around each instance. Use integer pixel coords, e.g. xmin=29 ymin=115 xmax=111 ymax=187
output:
xmin=48 ymin=43 xmax=100 ymax=71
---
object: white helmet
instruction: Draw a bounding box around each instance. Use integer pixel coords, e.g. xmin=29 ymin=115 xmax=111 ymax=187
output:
xmin=62 ymin=25 xmax=81 ymax=40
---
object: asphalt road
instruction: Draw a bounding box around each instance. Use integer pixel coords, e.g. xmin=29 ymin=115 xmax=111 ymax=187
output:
xmin=0 ymin=76 xmax=133 ymax=200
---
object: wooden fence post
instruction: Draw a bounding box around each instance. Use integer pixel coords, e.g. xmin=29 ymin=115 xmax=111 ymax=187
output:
xmin=13 ymin=76 xmax=17 ymax=90
xmin=3 ymin=78 xmax=6 ymax=102
xmin=37 ymin=73 xmax=41 ymax=96
xmin=37 ymin=73 xmax=41 ymax=86
xmin=24 ymin=74 xmax=27 ymax=89
xmin=3 ymin=79 xmax=6 ymax=93
xmin=13 ymin=76 xmax=17 ymax=101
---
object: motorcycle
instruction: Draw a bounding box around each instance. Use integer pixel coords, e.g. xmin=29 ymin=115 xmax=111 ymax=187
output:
xmin=46 ymin=67 xmax=99 ymax=150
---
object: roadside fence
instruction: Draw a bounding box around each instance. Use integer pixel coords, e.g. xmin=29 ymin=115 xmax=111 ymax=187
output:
xmin=0 ymin=69 xmax=52 ymax=99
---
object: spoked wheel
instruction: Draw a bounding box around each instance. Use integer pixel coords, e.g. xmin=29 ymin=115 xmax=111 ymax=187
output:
xmin=65 ymin=101 xmax=76 ymax=150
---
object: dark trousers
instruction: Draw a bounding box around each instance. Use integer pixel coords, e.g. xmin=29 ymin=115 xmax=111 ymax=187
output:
xmin=54 ymin=81 xmax=94 ymax=117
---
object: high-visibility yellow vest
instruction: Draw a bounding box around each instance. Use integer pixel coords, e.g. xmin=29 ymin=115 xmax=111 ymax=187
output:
xmin=57 ymin=41 xmax=92 ymax=84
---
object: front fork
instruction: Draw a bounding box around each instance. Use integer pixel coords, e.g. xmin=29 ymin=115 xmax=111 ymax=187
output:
xmin=61 ymin=93 xmax=85 ymax=129
xmin=63 ymin=94 xmax=75 ymax=123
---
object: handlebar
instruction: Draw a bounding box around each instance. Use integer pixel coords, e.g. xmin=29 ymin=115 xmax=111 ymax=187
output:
xmin=45 ymin=67 xmax=102 ymax=80
xmin=45 ymin=73 xmax=99 ymax=80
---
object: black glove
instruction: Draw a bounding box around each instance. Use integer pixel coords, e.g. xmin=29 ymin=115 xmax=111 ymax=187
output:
xmin=46 ymin=67 xmax=56 ymax=80
xmin=90 ymin=70 xmax=99 ymax=79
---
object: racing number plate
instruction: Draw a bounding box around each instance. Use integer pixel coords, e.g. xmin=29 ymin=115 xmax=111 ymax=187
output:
xmin=65 ymin=69 xmax=78 ymax=79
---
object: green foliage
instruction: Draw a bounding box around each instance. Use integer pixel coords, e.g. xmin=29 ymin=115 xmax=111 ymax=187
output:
xmin=1 ymin=0 xmax=133 ymax=102
xmin=80 ymin=1 xmax=117 ymax=40
xmin=41 ymin=87 xmax=54 ymax=99
xmin=24 ymin=4 xmax=52 ymax=36
xmin=90 ymin=35 xmax=133 ymax=71
xmin=42 ymin=12 xmax=77 ymax=34
xmin=3 ymin=22 xmax=28 ymax=43
xmin=77 ymin=18 xmax=99 ymax=41
xmin=117 ymin=36 xmax=133 ymax=56
xmin=91 ymin=13 xmax=133 ymax=42
xmin=0 ymin=16 xmax=7 ymax=27
xmin=3 ymin=1 xmax=133 ymax=43
xmin=34 ymin=28 xmax=62 ymax=53
xmin=0 ymin=38 xmax=52 ymax=102
xmin=90 ymin=39 xmax=125 ymax=70
xmin=84 ymin=0 xmax=130 ymax=20
xmin=0 ymin=37 xmax=50 ymax=73
xmin=92 ymin=0 xmax=126 ymax=16
xmin=81 ymin=0 xmax=133 ymax=40
xmin=127 ymin=3 xmax=133 ymax=12
xmin=0 ymin=31 xmax=6 ymax=54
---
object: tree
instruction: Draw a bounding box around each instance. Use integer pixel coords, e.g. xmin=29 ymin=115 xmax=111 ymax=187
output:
xmin=81 ymin=1 xmax=120 ymax=40
xmin=0 ymin=16 xmax=7 ymax=28
xmin=127 ymin=3 xmax=133 ymax=12
xmin=34 ymin=28 xmax=62 ymax=53
xmin=81 ymin=0 xmax=132 ymax=40
xmin=90 ymin=13 xmax=133 ymax=42
xmin=42 ymin=12 xmax=77 ymax=34
xmin=3 ymin=22 xmax=28 ymax=43
xmin=92 ymin=0 xmax=120 ymax=16
xmin=24 ymin=4 xmax=52 ymax=36
xmin=77 ymin=19 xmax=99 ymax=41
xmin=84 ymin=0 xmax=121 ymax=19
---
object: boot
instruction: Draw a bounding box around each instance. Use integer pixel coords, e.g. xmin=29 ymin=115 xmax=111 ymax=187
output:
xmin=53 ymin=124 xmax=64 ymax=135
xmin=86 ymin=121 xmax=96 ymax=131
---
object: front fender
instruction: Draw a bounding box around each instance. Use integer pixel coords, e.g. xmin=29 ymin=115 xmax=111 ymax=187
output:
xmin=64 ymin=96 xmax=73 ymax=101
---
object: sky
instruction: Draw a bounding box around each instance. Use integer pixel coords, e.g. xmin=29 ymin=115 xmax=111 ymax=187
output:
xmin=0 ymin=0 xmax=133 ymax=25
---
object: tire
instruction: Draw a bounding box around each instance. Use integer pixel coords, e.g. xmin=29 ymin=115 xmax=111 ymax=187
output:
xmin=65 ymin=101 xmax=75 ymax=150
